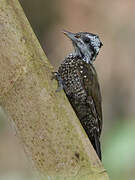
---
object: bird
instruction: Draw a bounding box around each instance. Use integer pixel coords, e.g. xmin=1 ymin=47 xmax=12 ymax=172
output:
xmin=53 ymin=30 xmax=103 ymax=160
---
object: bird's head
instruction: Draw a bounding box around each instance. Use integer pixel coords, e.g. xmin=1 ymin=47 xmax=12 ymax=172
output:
xmin=63 ymin=30 xmax=103 ymax=64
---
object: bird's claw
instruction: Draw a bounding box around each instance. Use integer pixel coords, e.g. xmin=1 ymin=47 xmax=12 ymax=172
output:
xmin=51 ymin=72 xmax=64 ymax=92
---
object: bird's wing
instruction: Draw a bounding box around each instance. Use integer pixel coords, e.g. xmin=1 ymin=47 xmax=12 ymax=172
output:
xmin=77 ymin=61 xmax=102 ymax=160
xmin=78 ymin=61 xmax=103 ymax=136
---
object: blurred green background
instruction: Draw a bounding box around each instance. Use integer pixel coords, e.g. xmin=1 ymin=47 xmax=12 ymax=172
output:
xmin=0 ymin=0 xmax=135 ymax=179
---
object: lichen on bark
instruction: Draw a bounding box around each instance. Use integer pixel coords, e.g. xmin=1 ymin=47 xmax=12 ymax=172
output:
xmin=0 ymin=0 xmax=109 ymax=179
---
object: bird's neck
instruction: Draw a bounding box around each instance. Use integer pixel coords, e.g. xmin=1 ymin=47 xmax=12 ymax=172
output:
xmin=71 ymin=50 xmax=93 ymax=64
xmin=72 ymin=43 xmax=93 ymax=64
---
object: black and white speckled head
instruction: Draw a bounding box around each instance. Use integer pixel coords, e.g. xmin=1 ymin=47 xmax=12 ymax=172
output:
xmin=63 ymin=30 xmax=103 ymax=64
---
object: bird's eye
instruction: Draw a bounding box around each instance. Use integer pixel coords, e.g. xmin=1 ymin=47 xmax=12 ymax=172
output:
xmin=75 ymin=34 xmax=80 ymax=38
xmin=83 ymin=37 xmax=90 ymax=43
xmin=99 ymin=42 xmax=103 ymax=48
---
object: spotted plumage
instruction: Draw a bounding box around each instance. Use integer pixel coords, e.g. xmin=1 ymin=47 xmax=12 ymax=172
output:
xmin=55 ymin=30 xmax=103 ymax=160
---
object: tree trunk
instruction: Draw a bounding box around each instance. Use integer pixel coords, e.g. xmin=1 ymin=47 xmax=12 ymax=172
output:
xmin=0 ymin=0 xmax=109 ymax=179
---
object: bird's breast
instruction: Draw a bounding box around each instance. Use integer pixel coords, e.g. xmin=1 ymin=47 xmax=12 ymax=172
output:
xmin=58 ymin=57 xmax=87 ymax=101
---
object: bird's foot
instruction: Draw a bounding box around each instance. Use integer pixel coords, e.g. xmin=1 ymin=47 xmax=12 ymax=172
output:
xmin=52 ymin=72 xmax=64 ymax=92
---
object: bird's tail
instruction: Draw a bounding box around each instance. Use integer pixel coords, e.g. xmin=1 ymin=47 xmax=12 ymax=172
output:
xmin=91 ymin=132 xmax=102 ymax=161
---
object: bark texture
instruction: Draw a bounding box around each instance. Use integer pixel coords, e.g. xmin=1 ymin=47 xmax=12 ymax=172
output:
xmin=0 ymin=0 xmax=109 ymax=179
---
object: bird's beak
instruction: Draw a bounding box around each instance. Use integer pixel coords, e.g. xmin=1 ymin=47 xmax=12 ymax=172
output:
xmin=62 ymin=30 xmax=77 ymax=42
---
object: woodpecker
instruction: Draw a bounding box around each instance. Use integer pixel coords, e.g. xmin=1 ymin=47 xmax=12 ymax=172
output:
xmin=54 ymin=30 xmax=103 ymax=160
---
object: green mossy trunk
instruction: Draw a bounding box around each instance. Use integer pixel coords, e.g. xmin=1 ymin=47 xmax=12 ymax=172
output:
xmin=0 ymin=0 xmax=109 ymax=179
